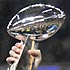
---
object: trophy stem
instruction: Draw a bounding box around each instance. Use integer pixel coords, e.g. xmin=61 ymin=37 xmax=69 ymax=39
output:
xmin=28 ymin=37 xmax=35 ymax=70
xmin=7 ymin=36 xmax=29 ymax=70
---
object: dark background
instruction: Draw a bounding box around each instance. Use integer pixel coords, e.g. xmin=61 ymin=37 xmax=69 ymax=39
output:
xmin=0 ymin=0 xmax=70 ymax=67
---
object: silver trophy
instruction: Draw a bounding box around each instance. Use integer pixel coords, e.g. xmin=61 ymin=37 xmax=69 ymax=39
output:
xmin=7 ymin=4 xmax=66 ymax=70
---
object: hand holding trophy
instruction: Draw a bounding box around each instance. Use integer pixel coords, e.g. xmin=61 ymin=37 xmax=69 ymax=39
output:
xmin=7 ymin=4 xmax=66 ymax=70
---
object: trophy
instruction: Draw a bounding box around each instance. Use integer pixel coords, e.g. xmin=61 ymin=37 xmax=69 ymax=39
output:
xmin=7 ymin=4 xmax=66 ymax=70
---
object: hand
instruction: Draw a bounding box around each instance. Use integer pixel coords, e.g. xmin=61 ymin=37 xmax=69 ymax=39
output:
xmin=6 ymin=42 xmax=42 ymax=68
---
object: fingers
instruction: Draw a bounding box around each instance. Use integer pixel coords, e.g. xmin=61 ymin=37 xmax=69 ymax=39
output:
xmin=6 ymin=57 xmax=17 ymax=64
xmin=9 ymin=50 xmax=20 ymax=59
xmin=6 ymin=42 xmax=24 ymax=64
xmin=28 ymin=49 xmax=42 ymax=68
xmin=11 ymin=46 xmax=21 ymax=54
xmin=16 ymin=34 xmax=26 ymax=41
xmin=15 ymin=42 xmax=23 ymax=49
xmin=28 ymin=49 xmax=41 ymax=58
xmin=9 ymin=42 xmax=24 ymax=57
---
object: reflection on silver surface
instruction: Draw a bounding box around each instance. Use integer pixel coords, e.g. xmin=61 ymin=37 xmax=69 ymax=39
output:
xmin=7 ymin=4 xmax=65 ymax=41
xmin=7 ymin=4 xmax=66 ymax=70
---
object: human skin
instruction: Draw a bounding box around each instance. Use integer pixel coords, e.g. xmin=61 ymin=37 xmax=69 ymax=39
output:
xmin=6 ymin=35 xmax=42 ymax=68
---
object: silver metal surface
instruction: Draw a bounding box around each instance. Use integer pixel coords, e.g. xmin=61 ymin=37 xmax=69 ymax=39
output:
xmin=7 ymin=4 xmax=66 ymax=70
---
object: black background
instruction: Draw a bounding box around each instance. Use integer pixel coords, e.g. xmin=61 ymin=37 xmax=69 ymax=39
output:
xmin=0 ymin=0 xmax=70 ymax=65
